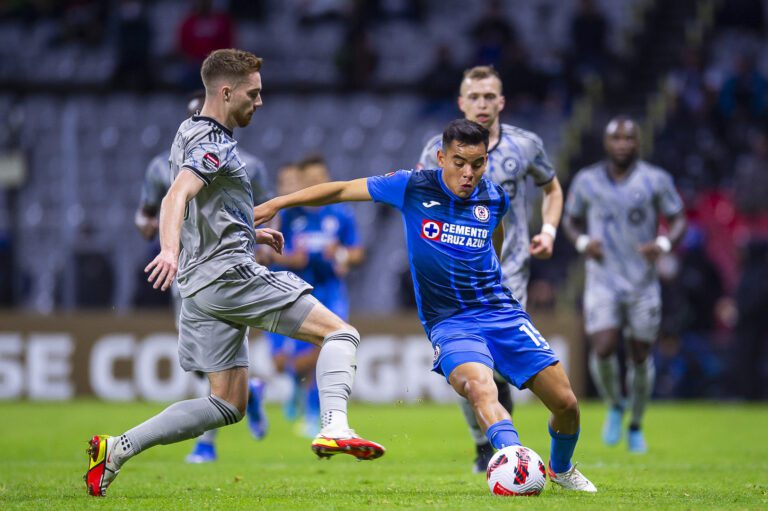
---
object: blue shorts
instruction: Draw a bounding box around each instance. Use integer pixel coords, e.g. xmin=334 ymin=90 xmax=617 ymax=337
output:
xmin=268 ymin=284 xmax=348 ymax=358
xmin=429 ymin=307 xmax=559 ymax=389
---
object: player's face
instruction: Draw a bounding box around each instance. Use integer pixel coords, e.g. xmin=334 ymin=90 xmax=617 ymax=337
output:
xmin=604 ymin=120 xmax=639 ymax=169
xmin=438 ymin=141 xmax=488 ymax=198
xmin=302 ymin=163 xmax=330 ymax=187
xmin=229 ymin=71 xmax=263 ymax=128
xmin=277 ymin=166 xmax=301 ymax=195
xmin=458 ymin=77 xmax=505 ymax=130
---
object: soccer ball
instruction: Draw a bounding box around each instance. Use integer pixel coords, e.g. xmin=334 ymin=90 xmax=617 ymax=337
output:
xmin=486 ymin=445 xmax=546 ymax=496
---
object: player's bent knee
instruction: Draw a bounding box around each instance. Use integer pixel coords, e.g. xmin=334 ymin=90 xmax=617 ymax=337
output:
xmin=552 ymin=391 xmax=579 ymax=419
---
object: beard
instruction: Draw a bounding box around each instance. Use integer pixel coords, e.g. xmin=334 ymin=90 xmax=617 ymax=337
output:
xmin=234 ymin=109 xmax=254 ymax=128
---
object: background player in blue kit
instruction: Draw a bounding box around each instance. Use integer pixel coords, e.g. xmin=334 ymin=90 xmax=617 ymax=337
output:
xmin=254 ymin=119 xmax=596 ymax=492
xmin=266 ymin=156 xmax=364 ymax=436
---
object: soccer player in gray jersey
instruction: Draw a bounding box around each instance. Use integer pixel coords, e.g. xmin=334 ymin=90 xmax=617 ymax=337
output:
xmin=417 ymin=65 xmax=563 ymax=473
xmin=563 ymin=117 xmax=687 ymax=453
xmin=135 ymin=93 xmax=273 ymax=464
xmin=85 ymin=49 xmax=384 ymax=498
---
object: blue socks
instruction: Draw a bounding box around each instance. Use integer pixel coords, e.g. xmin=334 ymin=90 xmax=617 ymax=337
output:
xmin=549 ymin=425 xmax=579 ymax=473
xmin=486 ymin=420 xmax=520 ymax=449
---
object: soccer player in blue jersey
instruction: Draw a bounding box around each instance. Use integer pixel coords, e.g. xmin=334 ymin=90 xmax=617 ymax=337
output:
xmin=267 ymin=155 xmax=364 ymax=436
xmin=254 ymin=119 xmax=597 ymax=492
xmin=418 ymin=65 xmax=563 ymax=473
xmin=563 ymin=117 xmax=687 ymax=453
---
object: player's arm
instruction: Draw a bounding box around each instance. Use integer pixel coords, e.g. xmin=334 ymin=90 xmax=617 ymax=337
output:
xmin=530 ymin=177 xmax=563 ymax=259
xmin=563 ymin=213 xmax=603 ymax=261
xmin=134 ymin=205 xmax=159 ymax=240
xmin=144 ymin=169 xmax=205 ymax=291
xmin=253 ymin=178 xmax=372 ymax=226
xmin=637 ymin=211 xmax=687 ymax=262
xmin=493 ymin=222 xmax=504 ymax=260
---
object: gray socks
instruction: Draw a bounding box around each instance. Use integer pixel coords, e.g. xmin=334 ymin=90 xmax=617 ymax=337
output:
xmin=115 ymin=395 xmax=242 ymax=466
xmin=317 ymin=328 xmax=359 ymax=432
xmin=627 ymin=358 xmax=655 ymax=428
xmin=589 ymin=352 xmax=622 ymax=408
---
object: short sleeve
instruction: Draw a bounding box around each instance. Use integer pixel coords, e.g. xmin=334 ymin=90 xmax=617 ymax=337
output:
xmin=367 ymin=170 xmax=412 ymax=210
xmin=139 ymin=154 xmax=170 ymax=210
xmin=337 ymin=206 xmax=360 ymax=247
xmin=416 ymin=137 xmax=441 ymax=170
xmin=246 ymin=156 xmax=272 ymax=204
xmin=183 ymin=140 xmax=235 ymax=185
xmin=527 ymin=134 xmax=556 ymax=186
xmin=564 ymin=172 xmax=588 ymax=219
xmin=655 ymin=171 xmax=684 ymax=216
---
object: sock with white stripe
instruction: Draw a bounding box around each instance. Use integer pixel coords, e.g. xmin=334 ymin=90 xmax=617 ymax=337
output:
xmin=115 ymin=395 xmax=242 ymax=466
xmin=317 ymin=328 xmax=359 ymax=433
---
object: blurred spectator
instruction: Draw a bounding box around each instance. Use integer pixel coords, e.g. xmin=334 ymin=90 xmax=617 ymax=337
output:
xmin=498 ymin=41 xmax=549 ymax=106
xmin=112 ymin=0 xmax=152 ymax=90
xmin=568 ymin=0 xmax=609 ymax=78
xmin=733 ymin=129 xmax=768 ymax=216
xmin=469 ymin=0 xmax=517 ymax=68
xmin=177 ymin=0 xmax=234 ymax=89
xmin=296 ymin=0 xmax=350 ymax=27
xmin=336 ymin=25 xmax=378 ymax=90
xmin=717 ymin=54 xmax=768 ymax=121
xmin=54 ymin=0 xmax=107 ymax=47
xmin=733 ymin=238 xmax=768 ymax=400
xmin=666 ymin=47 xmax=716 ymax=117
xmin=419 ymin=44 xmax=462 ymax=102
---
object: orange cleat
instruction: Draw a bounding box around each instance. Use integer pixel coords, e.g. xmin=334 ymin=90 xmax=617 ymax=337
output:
xmin=84 ymin=435 xmax=120 ymax=497
xmin=311 ymin=429 xmax=385 ymax=460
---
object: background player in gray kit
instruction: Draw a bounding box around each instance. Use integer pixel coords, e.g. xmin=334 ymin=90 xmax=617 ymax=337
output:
xmin=417 ymin=65 xmax=563 ymax=472
xmin=135 ymin=91 xmax=272 ymax=464
xmin=563 ymin=117 xmax=687 ymax=453
xmin=85 ymin=49 xmax=384 ymax=498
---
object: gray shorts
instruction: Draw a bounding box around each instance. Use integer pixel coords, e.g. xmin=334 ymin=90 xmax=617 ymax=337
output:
xmin=178 ymin=263 xmax=317 ymax=373
xmin=583 ymin=279 xmax=661 ymax=342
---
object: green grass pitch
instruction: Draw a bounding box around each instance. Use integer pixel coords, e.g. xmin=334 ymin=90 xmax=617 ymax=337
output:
xmin=0 ymin=400 xmax=766 ymax=510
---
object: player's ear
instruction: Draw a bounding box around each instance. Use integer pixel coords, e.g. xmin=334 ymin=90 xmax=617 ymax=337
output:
xmin=498 ymin=94 xmax=506 ymax=113
xmin=222 ymin=86 xmax=232 ymax=102
xmin=437 ymin=149 xmax=445 ymax=168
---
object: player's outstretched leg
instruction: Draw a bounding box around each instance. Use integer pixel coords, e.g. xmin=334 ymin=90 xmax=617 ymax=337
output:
xmin=626 ymin=340 xmax=654 ymax=453
xmin=289 ymin=299 xmax=385 ymax=460
xmin=588 ymin=329 xmax=624 ymax=446
xmin=527 ymin=363 xmax=597 ymax=493
xmin=246 ymin=377 xmax=269 ymax=440
xmin=460 ymin=374 xmax=514 ymax=473
xmin=85 ymin=370 xmax=246 ymax=496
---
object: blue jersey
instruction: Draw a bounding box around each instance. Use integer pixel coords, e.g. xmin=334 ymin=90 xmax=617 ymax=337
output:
xmin=278 ymin=204 xmax=359 ymax=295
xmin=367 ymin=169 xmax=521 ymax=333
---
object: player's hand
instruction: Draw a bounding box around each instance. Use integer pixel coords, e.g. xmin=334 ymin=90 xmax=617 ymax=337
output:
xmin=253 ymin=201 xmax=278 ymax=227
xmin=529 ymin=233 xmax=554 ymax=259
xmin=585 ymin=239 xmax=604 ymax=261
xmin=144 ymin=250 xmax=178 ymax=291
xmin=255 ymin=228 xmax=284 ymax=254
xmin=637 ymin=241 xmax=662 ymax=262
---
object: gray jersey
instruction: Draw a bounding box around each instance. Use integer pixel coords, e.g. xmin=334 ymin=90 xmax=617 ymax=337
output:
xmin=170 ymin=115 xmax=262 ymax=298
xmin=565 ymin=160 xmax=684 ymax=290
xmin=418 ymin=123 xmax=556 ymax=301
xmin=140 ymin=148 xmax=270 ymax=213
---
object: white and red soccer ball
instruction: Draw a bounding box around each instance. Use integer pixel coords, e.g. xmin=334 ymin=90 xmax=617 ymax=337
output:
xmin=486 ymin=445 xmax=546 ymax=496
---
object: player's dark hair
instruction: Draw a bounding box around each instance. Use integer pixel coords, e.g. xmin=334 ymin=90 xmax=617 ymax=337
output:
xmin=296 ymin=153 xmax=327 ymax=171
xmin=201 ymin=49 xmax=263 ymax=89
xmin=442 ymin=119 xmax=490 ymax=151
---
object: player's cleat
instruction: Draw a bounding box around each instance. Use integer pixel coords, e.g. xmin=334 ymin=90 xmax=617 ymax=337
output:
xmin=84 ymin=435 xmax=120 ymax=497
xmin=602 ymin=405 xmax=623 ymax=446
xmin=473 ymin=441 xmax=495 ymax=474
xmin=246 ymin=378 xmax=268 ymax=440
xmin=185 ymin=441 xmax=217 ymax=463
xmin=311 ymin=429 xmax=386 ymax=460
xmin=627 ymin=427 xmax=647 ymax=453
xmin=547 ymin=462 xmax=598 ymax=493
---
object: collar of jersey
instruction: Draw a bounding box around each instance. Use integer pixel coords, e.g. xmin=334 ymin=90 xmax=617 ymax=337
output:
xmin=437 ymin=169 xmax=480 ymax=202
xmin=192 ymin=115 xmax=233 ymax=137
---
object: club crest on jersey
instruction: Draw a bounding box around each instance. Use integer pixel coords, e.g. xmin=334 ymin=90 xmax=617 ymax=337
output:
xmin=502 ymin=157 xmax=520 ymax=176
xmin=433 ymin=344 xmax=440 ymax=363
xmin=473 ymin=205 xmax=490 ymax=222
xmin=202 ymin=152 xmax=220 ymax=171
xmin=421 ymin=220 xmax=442 ymax=240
